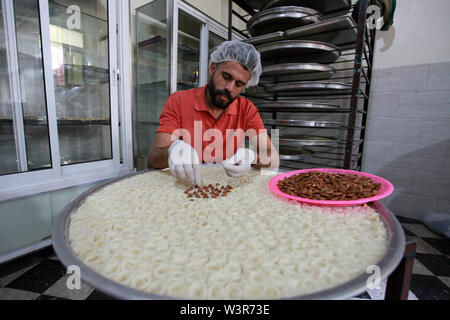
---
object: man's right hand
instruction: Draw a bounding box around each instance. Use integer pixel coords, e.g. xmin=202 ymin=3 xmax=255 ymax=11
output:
xmin=168 ymin=140 xmax=201 ymax=186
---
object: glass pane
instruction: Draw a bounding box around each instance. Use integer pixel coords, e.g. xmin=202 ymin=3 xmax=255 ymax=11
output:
xmin=177 ymin=10 xmax=201 ymax=91
xmin=0 ymin=1 xmax=17 ymax=175
xmin=49 ymin=0 xmax=111 ymax=166
xmin=135 ymin=0 xmax=169 ymax=158
xmin=208 ymin=31 xmax=225 ymax=57
xmin=14 ymin=0 xmax=52 ymax=171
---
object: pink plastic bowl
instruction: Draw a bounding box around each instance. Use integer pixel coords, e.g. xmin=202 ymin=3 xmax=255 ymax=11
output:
xmin=269 ymin=168 xmax=394 ymax=207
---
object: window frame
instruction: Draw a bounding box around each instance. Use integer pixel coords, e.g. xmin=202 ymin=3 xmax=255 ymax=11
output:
xmin=171 ymin=0 xmax=243 ymax=94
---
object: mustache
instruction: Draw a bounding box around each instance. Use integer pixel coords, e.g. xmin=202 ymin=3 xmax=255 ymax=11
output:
xmin=213 ymin=89 xmax=233 ymax=101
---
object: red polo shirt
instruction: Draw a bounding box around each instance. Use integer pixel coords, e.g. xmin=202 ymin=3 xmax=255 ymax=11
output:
xmin=156 ymin=84 xmax=265 ymax=163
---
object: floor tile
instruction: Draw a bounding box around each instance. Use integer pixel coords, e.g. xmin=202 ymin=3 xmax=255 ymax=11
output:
xmin=402 ymin=226 xmax=416 ymax=237
xmin=0 ymin=255 xmax=44 ymax=283
xmin=43 ymin=274 xmax=94 ymax=300
xmin=35 ymin=294 xmax=69 ymax=300
xmin=414 ymin=238 xmax=444 ymax=255
xmin=34 ymin=246 xmax=55 ymax=259
xmin=0 ymin=264 xmax=38 ymax=289
xmin=86 ymin=289 xmax=117 ymax=300
xmin=437 ymin=276 xmax=450 ymax=288
xmin=6 ymin=259 xmax=66 ymax=293
xmin=354 ymin=291 xmax=371 ymax=299
xmin=396 ymin=216 xmax=422 ymax=224
xmin=422 ymin=238 xmax=450 ymax=256
xmin=415 ymin=254 xmax=450 ymax=277
xmin=403 ymin=224 xmax=444 ymax=239
xmin=0 ymin=287 xmax=41 ymax=300
xmin=412 ymin=259 xmax=434 ymax=276
xmin=410 ymin=274 xmax=450 ymax=300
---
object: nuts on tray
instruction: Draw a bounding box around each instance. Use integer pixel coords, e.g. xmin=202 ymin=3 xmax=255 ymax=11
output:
xmin=184 ymin=184 xmax=233 ymax=200
xmin=278 ymin=171 xmax=381 ymax=201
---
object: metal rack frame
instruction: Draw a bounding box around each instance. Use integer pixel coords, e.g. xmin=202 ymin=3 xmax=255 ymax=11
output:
xmin=228 ymin=0 xmax=376 ymax=171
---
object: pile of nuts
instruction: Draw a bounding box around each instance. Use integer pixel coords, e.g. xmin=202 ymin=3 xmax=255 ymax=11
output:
xmin=278 ymin=171 xmax=381 ymax=201
xmin=185 ymin=183 xmax=233 ymax=201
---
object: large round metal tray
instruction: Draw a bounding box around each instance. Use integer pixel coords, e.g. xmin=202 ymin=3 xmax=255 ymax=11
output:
xmin=257 ymin=40 xmax=341 ymax=64
xmin=261 ymin=63 xmax=335 ymax=82
xmin=261 ymin=0 xmax=351 ymax=18
xmin=52 ymin=169 xmax=405 ymax=300
xmin=264 ymin=119 xmax=343 ymax=128
xmin=264 ymin=81 xmax=353 ymax=95
xmin=278 ymin=146 xmax=314 ymax=160
xmin=257 ymin=101 xmax=341 ymax=112
xmin=247 ymin=6 xmax=323 ymax=37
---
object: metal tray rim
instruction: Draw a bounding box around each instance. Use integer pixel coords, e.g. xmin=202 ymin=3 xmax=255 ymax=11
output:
xmin=247 ymin=5 xmax=323 ymax=28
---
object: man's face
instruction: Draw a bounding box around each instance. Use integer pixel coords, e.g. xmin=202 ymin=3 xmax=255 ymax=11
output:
xmin=207 ymin=62 xmax=252 ymax=109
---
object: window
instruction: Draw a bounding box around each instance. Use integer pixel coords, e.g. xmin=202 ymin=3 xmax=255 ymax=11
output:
xmin=134 ymin=1 xmax=232 ymax=163
xmin=0 ymin=0 xmax=132 ymax=201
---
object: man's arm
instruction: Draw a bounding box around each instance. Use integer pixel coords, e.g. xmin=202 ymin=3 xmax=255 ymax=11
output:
xmin=147 ymin=132 xmax=173 ymax=169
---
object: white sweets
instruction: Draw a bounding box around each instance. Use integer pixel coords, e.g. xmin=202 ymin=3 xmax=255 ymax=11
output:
xmin=69 ymin=167 xmax=388 ymax=299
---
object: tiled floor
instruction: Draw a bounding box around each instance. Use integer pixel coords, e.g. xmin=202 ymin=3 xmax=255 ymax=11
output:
xmin=0 ymin=216 xmax=448 ymax=300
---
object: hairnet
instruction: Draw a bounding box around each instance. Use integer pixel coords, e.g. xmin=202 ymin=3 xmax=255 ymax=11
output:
xmin=209 ymin=40 xmax=262 ymax=88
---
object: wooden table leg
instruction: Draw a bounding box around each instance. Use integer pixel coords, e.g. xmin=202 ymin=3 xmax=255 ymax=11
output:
xmin=385 ymin=237 xmax=417 ymax=300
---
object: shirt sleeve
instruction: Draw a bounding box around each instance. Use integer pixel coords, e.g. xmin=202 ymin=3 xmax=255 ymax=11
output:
xmin=244 ymin=101 xmax=266 ymax=135
xmin=156 ymin=93 xmax=182 ymax=135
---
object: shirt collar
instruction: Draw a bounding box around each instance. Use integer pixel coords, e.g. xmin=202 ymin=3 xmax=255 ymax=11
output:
xmin=194 ymin=84 xmax=238 ymax=116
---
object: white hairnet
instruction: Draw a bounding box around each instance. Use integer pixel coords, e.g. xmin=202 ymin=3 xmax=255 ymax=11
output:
xmin=209 ymin=40 xmax=262 ymax=88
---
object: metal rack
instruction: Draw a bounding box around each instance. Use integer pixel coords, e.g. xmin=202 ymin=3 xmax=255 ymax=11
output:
xmin=228 ymin=0 xmax=377 ymax=171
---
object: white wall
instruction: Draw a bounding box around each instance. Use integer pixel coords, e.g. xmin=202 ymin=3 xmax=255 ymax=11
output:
xmin=364 ymin=0 xmax=450 ymax=219
xmin=373 ymin=0 xmax=450 ymax=70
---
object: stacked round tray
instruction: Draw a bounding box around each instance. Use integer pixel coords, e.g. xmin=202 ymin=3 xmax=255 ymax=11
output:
xmin=278 ymin=146 xmax=314 ymax=160
xmin=264 ymin=119 xmax=343 ymax=128
xmin=245 ymin=0 xmax=352 ymax=164
xmin=247 ymin=6 xmax=324 ymax=37
xmin=261 ymin=63 xmax=335 ymax=82
xmin=257 ymin=40 xmax=341 ymax=64
xmin=257 ymin=101 xmax=341 ymax=112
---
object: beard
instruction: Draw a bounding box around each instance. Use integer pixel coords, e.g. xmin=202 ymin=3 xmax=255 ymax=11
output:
xmin=207 ymin=76 xmax=237 ymax=110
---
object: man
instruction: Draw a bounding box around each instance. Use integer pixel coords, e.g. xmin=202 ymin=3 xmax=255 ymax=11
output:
xmin=147 ymin=40 xmax=279 ymax=185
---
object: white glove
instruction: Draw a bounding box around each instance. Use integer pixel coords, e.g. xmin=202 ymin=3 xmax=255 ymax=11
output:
xmin=168 ymin=140 xmax=201 ymax=186
xmin=223 ymin=148 xmax=256 ymax=178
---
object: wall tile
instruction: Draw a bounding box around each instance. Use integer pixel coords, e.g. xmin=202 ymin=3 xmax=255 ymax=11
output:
xmin=362 ymin=159 xmax=390 ymax=174
xmin=437 ymin=200 xmax=450 ymax=214
xmin=419 ymin=120 xmax=450 ymax=147
xmin=391 ymin=142 xmax=446 ymax=172
xmin=414 ymin=170 xmax=450 ymax=186
xmin=427 ymin=62 xmax=450 ymax=90
xmin=371 ymin=64 xmax=429 ymax=93
xmin=367 ymin=92 xmax=399 ymax=116
xmin=445 ymin=147 xmax=450 ymax=173
xmin=365 ymin=62 xmax=449 ymax=220
xmin=366 ymin=117 xmax=422 ymax=144
xmin=0 ymin=194 xmax=52 ymax=256
xmin=386 ymin=192 xmax=438 ymax=220
xmin=364 ymin=162 xmax=415 ymax=193
xmin=361 ymin=141 xmax=393 ymax=162
xmin=412 ymin=181 xmax=450 ymax=202
xmin=397 ymin=90 xmax=450 ymax=118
